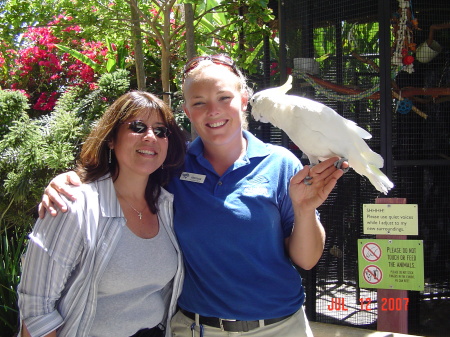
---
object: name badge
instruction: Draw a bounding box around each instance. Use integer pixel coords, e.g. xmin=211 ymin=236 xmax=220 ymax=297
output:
xmin=180 ymin=172 xmax=206 ymax=184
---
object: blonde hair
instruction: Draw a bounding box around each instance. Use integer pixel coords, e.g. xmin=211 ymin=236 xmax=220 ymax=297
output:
xmin=182 ymin=60 xmax=253 ymax=129
xmin=183 ymin=60 xmax=253 ymax=97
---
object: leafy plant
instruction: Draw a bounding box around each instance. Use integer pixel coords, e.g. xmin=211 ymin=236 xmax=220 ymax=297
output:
xmin=0 ymin=68 xmax=131 ymax=334
xmin=186 ymin=0 xmax=275 ymax=75
xmin=55 ymin=38 xmax=130 ymax=74
xmin=0 ymin=226 xmax=29 ymax=337
xmin=0 ymin=69 xmax=130 ymax=233
xmin=55 ymin=44 xmax=102 ymax=73
xmin=0 ymin=90 xmax=29 ymax=138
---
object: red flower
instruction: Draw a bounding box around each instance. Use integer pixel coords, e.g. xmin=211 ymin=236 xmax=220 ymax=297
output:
xmin=33 ymin=92 xmax=59 ymax=111
xmin=3 ymin=19 xmax=109 ymax=112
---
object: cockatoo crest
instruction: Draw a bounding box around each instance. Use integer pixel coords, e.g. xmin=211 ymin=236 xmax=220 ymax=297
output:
xmin=250 ymin=76 xmax=293 ymax=123
xmin=249 ymin=75 xmax=394 ymax=194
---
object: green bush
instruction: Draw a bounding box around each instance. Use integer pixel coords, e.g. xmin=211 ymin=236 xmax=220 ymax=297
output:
xmin=0 ymin=70 xmax=130 ymax=230
xmin=0 ymin=69 xmax=131 ymax=335
xmin=0 ymin=90 xmax=29 ymax=139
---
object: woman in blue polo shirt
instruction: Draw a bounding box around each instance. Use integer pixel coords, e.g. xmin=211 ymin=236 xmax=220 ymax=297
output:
xmin=38 ymin=55 xmax=347 ymax=337
xmin=168 ymin=55 xmax=346 ymax=337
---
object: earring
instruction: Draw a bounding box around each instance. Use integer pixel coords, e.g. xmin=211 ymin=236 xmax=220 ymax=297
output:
xmin=109 ymin=148 xmax=112 ymax=164
xmin=161 ymin=163 xmax=164 ymax=170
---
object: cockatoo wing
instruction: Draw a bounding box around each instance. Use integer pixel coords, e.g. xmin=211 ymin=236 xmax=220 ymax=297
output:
xmin=249 ymin=75 xmax=394 ymax=194
xmin=288 ymin=96 xmax=372 ymax=139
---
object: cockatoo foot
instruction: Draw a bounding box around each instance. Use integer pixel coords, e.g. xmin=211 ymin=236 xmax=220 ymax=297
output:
xmin=304 ymin=175 xmax=313 ymax=185
xmin=334 ymin=158 xmax=350 ymax=173
xmin=304 ymin=178 xmax=313 ymax=185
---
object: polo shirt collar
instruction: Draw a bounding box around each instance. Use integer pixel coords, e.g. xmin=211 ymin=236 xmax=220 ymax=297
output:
xmin=187 ymin=130 xmax=271 ymax=161
xmin=242 ymin=130 xmax=271 ymax=159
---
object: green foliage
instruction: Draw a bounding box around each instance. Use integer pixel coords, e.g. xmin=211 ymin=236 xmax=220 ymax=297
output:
xmin=0 ymin=0 xmax=128 ymax=50
xmin=74 ymin=69 xmax=131 ymax=122
xmin=187 ymin=0 xmax=275 ymax=75
xmin=0 ymin=110 xmax=80 ymax=233
xmin=312 ymin=22 xmax=380 ymax=60
xmin=98 ymin=69 xmax=131 ymax=101
xmin=0 ymin=226 xmax=28 ymax=337
xmin=0 ymin=1 xmax=59 ymax=47
xmin=105 ymin=39 xmax=129 ymax=73
xmin=287 ymin=21 xmax=381 ymax=87
xmin=345 ymin=22 xmax=379 ymax=55
xmin=0 ymin=70 xmax=130 ymax=232
xmin=2 ymin=0 xmax=278 ymax=107
xmin=55 ymin=39 xmax=130 ymax=75
xmin=0 ymin=90 xmax=29 ymax=138
xmin=0 ymin=69 xmax=130 ymax=334
xmin=55 ymin=44 xmax=102 ymax=73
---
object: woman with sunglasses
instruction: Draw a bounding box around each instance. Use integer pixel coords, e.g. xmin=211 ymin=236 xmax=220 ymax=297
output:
xmin=38 ymin=55 xmax=347 ymax=337
xmin=17 ymin=91 xmax=186 ymax=337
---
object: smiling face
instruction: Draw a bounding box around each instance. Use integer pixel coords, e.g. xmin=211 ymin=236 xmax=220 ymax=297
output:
xmin=183 ymin=64 xmax=248 ymax=151
xmin=110 ymin=109 xmax=169 ymax=179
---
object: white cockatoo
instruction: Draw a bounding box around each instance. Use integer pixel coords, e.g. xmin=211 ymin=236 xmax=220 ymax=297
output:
xmin=249 ymin=75 xmax=394 ymax=194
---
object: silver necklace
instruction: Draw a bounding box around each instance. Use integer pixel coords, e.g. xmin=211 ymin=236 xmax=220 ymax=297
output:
xmin=128 ymin=202 xmax=144 ymax=220
xmin=120 ymin=196 xmax=146 ymax=220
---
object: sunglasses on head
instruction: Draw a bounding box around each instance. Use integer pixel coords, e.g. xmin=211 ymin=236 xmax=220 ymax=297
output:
xmin=183 ymin=54 xmax=239 ymax=80
xmin=123 ymin=120 xmax=171 ymax=138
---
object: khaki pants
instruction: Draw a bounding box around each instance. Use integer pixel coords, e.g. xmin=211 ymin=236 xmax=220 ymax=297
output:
xmin=170 ymin=307 xmax=314 ymax=337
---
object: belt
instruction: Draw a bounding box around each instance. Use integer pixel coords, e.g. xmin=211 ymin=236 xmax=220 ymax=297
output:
xmin=179 ymin=308 xmax=293 ymax=332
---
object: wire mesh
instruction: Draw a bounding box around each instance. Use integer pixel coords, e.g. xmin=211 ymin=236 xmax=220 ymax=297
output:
xmin=249 ymin=0 xmax=450 ymax=335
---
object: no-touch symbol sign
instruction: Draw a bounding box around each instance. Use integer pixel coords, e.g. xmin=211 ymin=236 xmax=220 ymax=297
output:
xmin=363 ymin=265 xmax=383 ymax=285
xmin=362 ymin=242 xmax=382 ymax=262
xmin=358 ymin=239 xmax=424 ymax=291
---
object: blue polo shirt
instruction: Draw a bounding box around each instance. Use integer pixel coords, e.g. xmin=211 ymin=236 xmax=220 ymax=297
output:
xmin=168 ymin=131 xmax=305 ymax=320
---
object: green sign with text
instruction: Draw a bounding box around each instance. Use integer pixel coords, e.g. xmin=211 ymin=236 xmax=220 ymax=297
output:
xmin=363 ymin=204 xmax=418 ymax=235
xmin=358 ymin=239 xmax=424 ymax=291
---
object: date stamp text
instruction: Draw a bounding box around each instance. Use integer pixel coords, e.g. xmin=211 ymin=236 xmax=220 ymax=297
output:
xmin=328 ymin=297 xmax=409 ymax=311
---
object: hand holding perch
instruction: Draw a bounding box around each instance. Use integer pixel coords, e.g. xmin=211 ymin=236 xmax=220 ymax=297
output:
xmin=38 ymin=171 xmax=81 ymax=218
xmin=289 ymin=157 xmax=348 ymax=212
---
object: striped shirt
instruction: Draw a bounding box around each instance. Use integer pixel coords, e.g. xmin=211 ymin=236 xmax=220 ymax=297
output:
xmin=17 ymin=176 xmax=184 ymax=337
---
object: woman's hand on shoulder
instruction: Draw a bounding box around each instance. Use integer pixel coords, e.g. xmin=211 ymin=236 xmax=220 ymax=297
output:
xmin=38 ymin=171 xmax=82 ymax=218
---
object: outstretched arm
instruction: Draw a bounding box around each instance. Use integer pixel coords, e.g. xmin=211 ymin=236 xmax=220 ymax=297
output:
xmin=286 ymin=156 xmax=347 ymax=270
xmin=38 ymin=171 xmax=81 ymax=218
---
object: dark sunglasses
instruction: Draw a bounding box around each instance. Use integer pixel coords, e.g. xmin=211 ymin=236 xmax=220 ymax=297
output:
xmin=123 ymin=121 xmax=171 ymax=138
xmin=183 ymin=54 xmax=239 ymax=80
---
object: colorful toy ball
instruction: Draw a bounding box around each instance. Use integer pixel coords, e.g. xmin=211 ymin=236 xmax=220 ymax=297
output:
xmin=402 ymin=55 xmax=415 ymax=65
xmin=396 ymin=98 xmax=413 ymax=114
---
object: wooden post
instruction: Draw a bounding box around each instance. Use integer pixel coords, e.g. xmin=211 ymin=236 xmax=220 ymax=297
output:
xmin=376 ymin=198 xmax=408 ymax=334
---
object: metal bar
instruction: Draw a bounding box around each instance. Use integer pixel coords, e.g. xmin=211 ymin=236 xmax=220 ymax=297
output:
xmin=394 ymin=160 xmax=450 ymax=167
xmin=376 ymin=197 xmax=408 ymax=334
xmin=378 ymin=0 xmax=393 ymax=181
xmin=278 ymin=0 xmax=289 ymax=148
